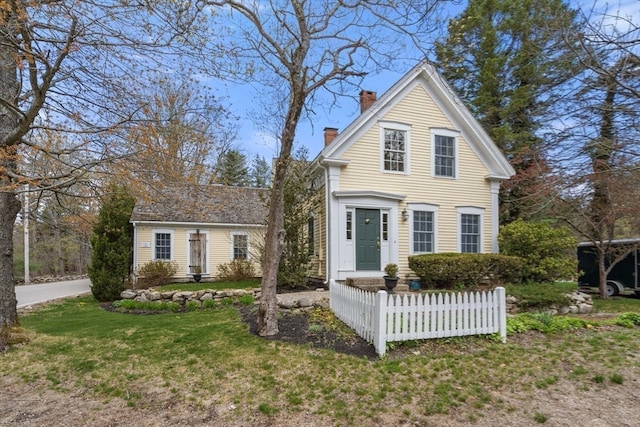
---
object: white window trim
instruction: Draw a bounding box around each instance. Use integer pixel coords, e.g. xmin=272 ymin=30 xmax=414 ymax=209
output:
xmin=408 ymin=203 xmax=439 ymax=255
xmin=230 ymin=231 xmax=250 ymax=261
xmin=379 ymin=121 xmax=411 ymax=175
xmin=431 ymin=128 xmax=460 ymax=179
xmin=152 ymin=229 xmax=174 ymax=261
xmin=456 ymin=207 xmax=484 ymax=253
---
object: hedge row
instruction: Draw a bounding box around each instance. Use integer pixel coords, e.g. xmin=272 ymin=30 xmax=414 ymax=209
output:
xmin=408 ymin=253 xmax=524 ymax=290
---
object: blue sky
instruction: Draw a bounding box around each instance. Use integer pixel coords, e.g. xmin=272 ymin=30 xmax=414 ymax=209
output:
xmin=214 ymin=0 xmax=639 ymax=162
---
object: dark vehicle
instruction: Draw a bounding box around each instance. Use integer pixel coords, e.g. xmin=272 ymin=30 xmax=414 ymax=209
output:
xmin=577 ymin=239 xmax=640 ymax=297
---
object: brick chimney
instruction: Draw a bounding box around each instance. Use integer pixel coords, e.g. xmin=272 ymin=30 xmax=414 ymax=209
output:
xmin=359 ymin=90 xmax=377 ymax=113
xmin=324 ymin=127 xmax=338 ymax=146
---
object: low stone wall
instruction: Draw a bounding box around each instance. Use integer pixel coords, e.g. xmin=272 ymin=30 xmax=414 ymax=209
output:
xmin=120 ymin=288 xmax=593 ymax=314
xmin=121 ymin=288 xmax=260 ymax=306
xmin=506 ymin=290 xmax=593 ymax=314
xmin=16 ymin=274 xmax=88 ymax=286
xmin=120 ymin=288 xmax=329 ymax=310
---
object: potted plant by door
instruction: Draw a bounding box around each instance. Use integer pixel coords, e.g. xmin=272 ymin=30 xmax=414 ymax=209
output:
xmin=192 ymin=266 xmax=202 ymax=283
xmin=383 ymin=263 xmax=399 ymax=293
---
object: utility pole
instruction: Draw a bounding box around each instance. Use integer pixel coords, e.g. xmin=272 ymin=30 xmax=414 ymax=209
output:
xmin=23 ymin=186 xmax=29 ymax=285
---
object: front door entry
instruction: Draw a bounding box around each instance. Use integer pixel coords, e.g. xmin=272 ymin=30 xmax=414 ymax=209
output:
xmin=189 ymin=232 xmax=207 ymax=274
xmin=355 ymin=209 xmax=380 ymax=271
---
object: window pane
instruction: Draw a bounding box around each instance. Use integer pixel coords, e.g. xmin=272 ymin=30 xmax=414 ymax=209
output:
xmin=308 ymin=217 xmax=315 ymax=256
xmin=382 ymin=213 xmax=388 ymax=241
xmin=384 ymin=129 xmax=406 ymax=172
xmin=346 ymin=211 xmax=352 ymax=240
xmin=435 ymin=135 xmax=455 ymax=177
xmin=461 ymin=214 xmax=479 ymax=253
xmin=233 ymin=234 xmax=248 ymax=260
xmin=155 ymin=233 xmax=171 ymax=260
xmin=413 ymin=211 xmax=433 ymax=253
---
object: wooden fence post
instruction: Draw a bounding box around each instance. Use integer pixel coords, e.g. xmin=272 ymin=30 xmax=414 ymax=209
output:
xmin=373 ymin=290 xmax=387 ymax=356
xmin=495 ymin=286 xmax=507 ymax=343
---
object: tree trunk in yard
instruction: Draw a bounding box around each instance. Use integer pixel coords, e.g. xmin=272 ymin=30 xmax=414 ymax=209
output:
xmin=257 ymin=88 xmax=305 ymax=336
xmin=257 ymin=156 xmax=287 ymax=336
xmin=0 ymin=190 xmax=22 ymax=341
xmin=0 ymin=12 xmax=22 ymax=344
xmin=597 ymin=248 xmax=608 ymax=299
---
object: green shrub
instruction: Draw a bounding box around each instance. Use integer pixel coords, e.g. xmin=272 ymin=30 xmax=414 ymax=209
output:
xmin=498 ymin=219 xmax=577 ymax=283
xmin=506 ymin=313 xmax=589 ymax=334
xmin=136 ymin=260 xmax=178 ymax=289
xmin=408 ymin=253 xmax=524 ymax=289
xmin=89 ymin=184 xmax=136 ymax=302
xmin=112 ymin=299 xmax=181 ymax=312
xmin=238 ymin=294 xmax=255 ymax=306
xmin=185 ymin=300 xmax=201 ymax=312
xmin=217 ymin=259 xmax=256 ymax=281
xmin=614 ymin=312 xmax=640 ymax=328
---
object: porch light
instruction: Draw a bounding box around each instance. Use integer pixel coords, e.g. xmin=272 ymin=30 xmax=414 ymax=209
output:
xmin=401 ymin=209 xmax=409 ymax=221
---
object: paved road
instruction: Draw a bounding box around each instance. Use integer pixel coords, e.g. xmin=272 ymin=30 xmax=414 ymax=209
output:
xmin=15 ymin=279 xmax=92 ymax=309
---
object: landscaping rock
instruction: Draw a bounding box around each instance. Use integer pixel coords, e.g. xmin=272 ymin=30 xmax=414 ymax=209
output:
xmin=121 ymin=290 xmax=137 ymax=299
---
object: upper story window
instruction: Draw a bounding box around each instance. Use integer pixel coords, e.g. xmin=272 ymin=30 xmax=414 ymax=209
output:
xmin=384 ymin=129 xmax=406 ymax=172
xmin=380 ymin=122 xmax=411 ymax=174
xmin=431 ymin=128 xmax=460 ymax=178
xmin=154 ymin=231 xmax=172 ymax=260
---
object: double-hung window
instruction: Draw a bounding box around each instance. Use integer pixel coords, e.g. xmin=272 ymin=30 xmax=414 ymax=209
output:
xmin=409 ymin=203 xmax=438 ymax=254
xmin=154 ymin=231 xmax=172 ymax=260
xmin=457 ymin=207 xmax=483 ymax=253
xmin=232 ymin=233 xmax=248 ymax=260
xmin=413 ymin=211 xmax=434 ymax=253
xmin=432 ymin=129 xmax=459 ymax=178
xmin=380 ymin=122 xmax=410 ymax=173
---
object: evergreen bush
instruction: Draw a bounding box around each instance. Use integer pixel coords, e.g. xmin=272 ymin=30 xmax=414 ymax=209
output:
xmin=88 ymin=184 xmax=135 ymax=301
xmin=408 ymin=253 xmax=523 ymax=290
xmin=498 ymin=219 xmax=577 ymax=283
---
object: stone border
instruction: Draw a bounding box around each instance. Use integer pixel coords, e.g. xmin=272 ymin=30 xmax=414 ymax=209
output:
xmin=506 ymin=290 xmax=593 ymax=314
xmin=120 ymin=288 xmax=330 ymax=310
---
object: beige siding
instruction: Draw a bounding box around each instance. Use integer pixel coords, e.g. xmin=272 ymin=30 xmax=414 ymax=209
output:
xmin=337 ymin=84 xmax=494 ymax=278
xmin=134 ymin=224 xmax=265 ymax=281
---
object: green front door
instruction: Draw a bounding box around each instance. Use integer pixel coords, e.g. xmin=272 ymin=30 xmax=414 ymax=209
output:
xmin=356 ymin=209 xmax=380 ymax=271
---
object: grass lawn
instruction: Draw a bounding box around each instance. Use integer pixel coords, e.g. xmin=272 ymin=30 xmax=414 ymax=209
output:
xmin=156 ymin=278 xmax=260 ymax=292
xmin=3 ymin=287 xmax=640 ymax=426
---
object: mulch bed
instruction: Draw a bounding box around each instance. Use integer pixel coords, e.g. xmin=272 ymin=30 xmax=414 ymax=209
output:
xmin=238 ymin=306 xmax=378 ymax=359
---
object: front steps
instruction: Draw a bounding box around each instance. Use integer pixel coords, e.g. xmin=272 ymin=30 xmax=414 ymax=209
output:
xmin=345 ymin=277 xmax=409 ymax=293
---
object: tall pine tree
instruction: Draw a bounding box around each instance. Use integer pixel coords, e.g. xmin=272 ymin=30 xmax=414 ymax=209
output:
xmin=216 ymin=149 xmax=250 ymax=186
xmin=435 ymin=0 xmax=582 ymax=223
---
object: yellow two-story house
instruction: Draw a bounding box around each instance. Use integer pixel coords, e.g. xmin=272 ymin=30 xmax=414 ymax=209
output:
xmin=308 ymin=60 xmax=515 ymax=283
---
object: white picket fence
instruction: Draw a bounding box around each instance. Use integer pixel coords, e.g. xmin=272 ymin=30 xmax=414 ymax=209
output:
xmin=329 ymin=279 xmax=507 ymax=356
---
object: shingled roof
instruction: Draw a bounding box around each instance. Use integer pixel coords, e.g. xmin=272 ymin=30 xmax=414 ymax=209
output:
xmin=130 ymin=185 xmax=269 ymax=225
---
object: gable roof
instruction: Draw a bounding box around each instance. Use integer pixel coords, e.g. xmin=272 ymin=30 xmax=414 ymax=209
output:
xmin=313 ymin=60 xmax=515 ymax=180
xmin=130 ymin=185 xmax=268 ymax=225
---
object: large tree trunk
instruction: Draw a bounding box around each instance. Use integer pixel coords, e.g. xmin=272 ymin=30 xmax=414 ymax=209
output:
xmin=0 ymin=190 xmax=22 ymax=341
xmin=257 ymin=157 xmax=287 ymax=336
xmin=1 ymin=7 xmax=22 ymax=345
